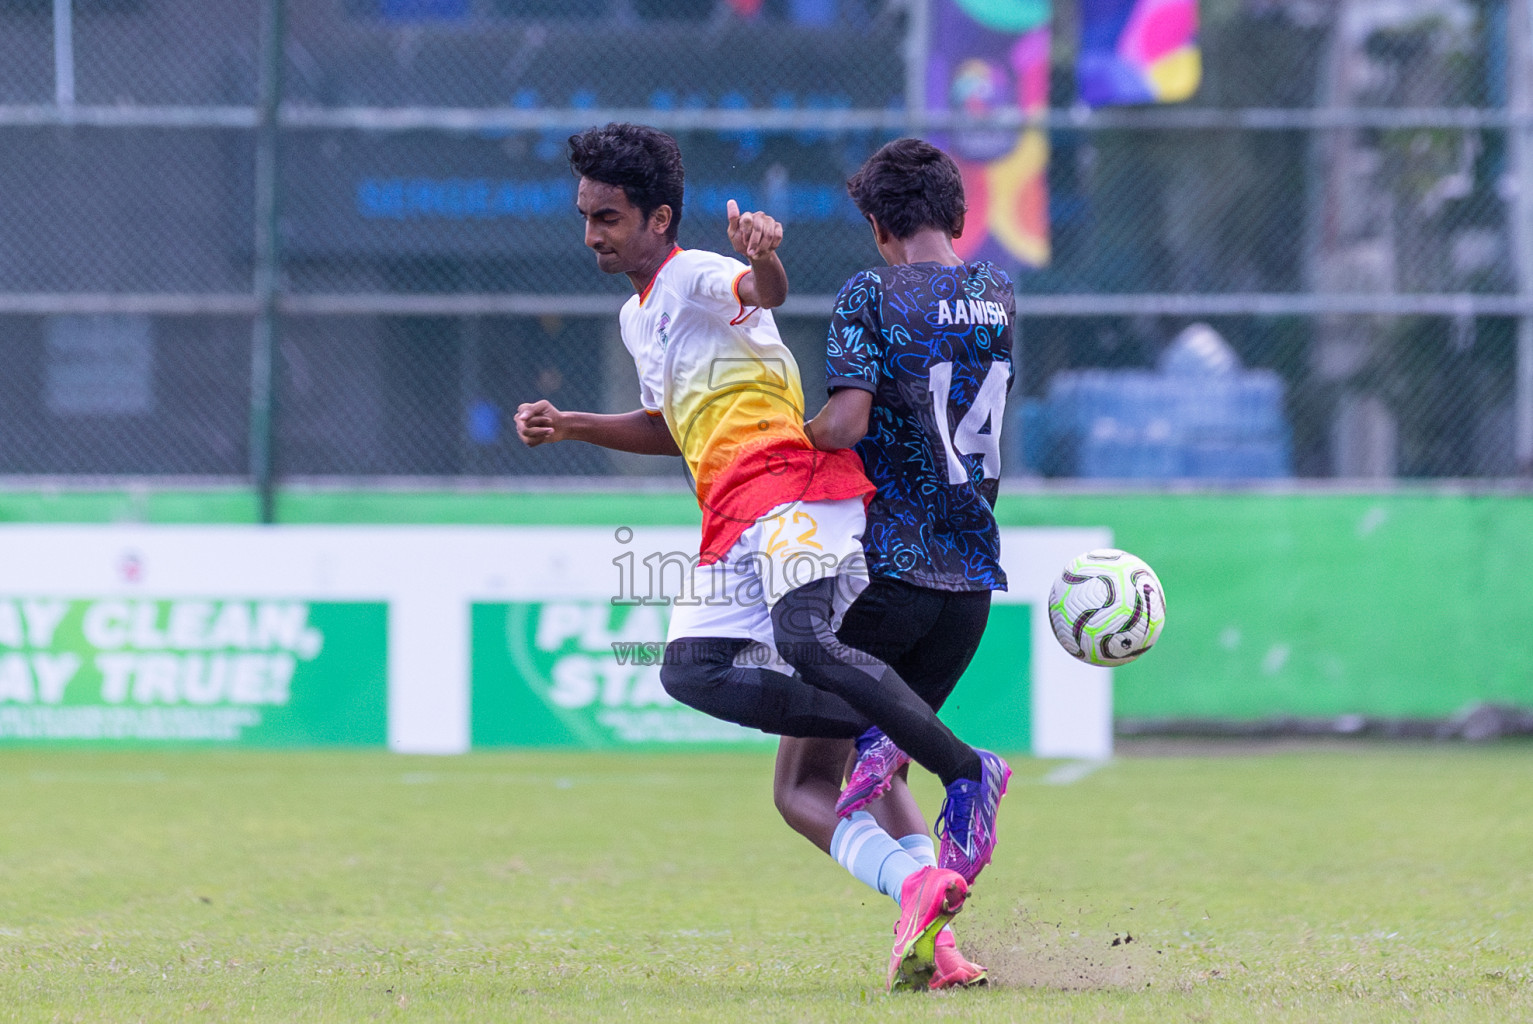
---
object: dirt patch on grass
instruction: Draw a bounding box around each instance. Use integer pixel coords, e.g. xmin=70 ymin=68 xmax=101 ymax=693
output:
xmin=954 ymin=899 xmax=1159 ymax=991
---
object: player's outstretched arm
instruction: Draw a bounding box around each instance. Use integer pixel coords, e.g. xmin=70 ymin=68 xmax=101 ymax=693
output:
xmin=803 ymin=388 xmax=872 ymax=451
xmin=515 ymin=400 xmax=680 ymax=456
xmin=727 ymin=199 xmax=788 ymax=309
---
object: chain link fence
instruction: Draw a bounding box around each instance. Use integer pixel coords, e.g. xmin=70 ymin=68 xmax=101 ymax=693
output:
xmin=0 ymin=0 xmax=1529 ymax=507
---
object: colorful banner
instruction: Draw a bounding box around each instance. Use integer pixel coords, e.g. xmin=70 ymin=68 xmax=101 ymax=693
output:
xmin=1078 ymin=0 xmax=1201 ymax=108
xmin=0 ymin=598 xmax=386 ymax=745
xmin=927 ymin=0 xmax=1052 ymax=268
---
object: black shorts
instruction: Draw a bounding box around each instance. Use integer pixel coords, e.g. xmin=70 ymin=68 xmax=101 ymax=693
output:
xmin=834 ymin=576 xmax=992 ymax=715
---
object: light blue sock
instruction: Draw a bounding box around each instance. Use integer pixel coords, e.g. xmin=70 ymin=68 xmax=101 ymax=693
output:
xmin=898 ymin=832 xmax=954 ymax=937
xmin=899 ymin=832 xmax=937 ymax=868
xmin=829 ymin=811 xmax=923 ymax=907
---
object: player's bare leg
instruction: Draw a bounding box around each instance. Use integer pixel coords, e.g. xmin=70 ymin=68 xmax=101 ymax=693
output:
xmin=774 ymin=736 xmax=924 ymax=853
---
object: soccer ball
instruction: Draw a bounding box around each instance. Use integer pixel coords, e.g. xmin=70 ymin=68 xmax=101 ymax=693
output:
xmin=1047 ymin=549 xmax=1166 ymax=666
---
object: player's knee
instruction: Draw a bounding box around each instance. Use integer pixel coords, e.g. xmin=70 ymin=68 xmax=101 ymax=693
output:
xmin=658 ymin=649 xmax=703 ymax=705
xmin=659 ymin=637 xmax=731 ymax=707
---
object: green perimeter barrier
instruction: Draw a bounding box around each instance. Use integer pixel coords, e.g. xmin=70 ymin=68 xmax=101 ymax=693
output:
xmin=3 ymin=486 xmax=1529 ymax=721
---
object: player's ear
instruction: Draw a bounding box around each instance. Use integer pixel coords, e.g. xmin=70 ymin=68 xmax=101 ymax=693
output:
xmin=649 ymin=204 xmax=673 ymax=237
xmin=952 ymin=210 xmax=965 ymax=240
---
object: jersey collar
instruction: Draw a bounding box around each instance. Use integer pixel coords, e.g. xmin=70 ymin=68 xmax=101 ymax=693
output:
xmin=638 ymin=246 xmax=683 ymax=306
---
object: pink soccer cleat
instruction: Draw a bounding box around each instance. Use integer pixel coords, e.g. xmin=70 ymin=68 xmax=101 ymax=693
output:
xmin=836 ymin=728 xmax=912 ymax=818
xmin=930 ymin=929 xmax=988 ymax=989
xmin=887 ymin=866 xmax=969 ymax=992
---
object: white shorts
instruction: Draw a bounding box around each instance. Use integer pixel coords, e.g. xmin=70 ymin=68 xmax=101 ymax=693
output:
xmin=665 ymin=497 xmax=870 ymax=665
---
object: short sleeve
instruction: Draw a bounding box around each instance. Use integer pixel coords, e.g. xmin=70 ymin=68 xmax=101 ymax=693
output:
xmin=825 ymin=271 xmax=882 ymax=394
xmin=679 ymin=250 xmax=753 ymax=322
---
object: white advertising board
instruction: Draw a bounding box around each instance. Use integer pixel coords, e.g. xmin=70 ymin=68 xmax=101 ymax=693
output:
xmin=0 ymin=525 xmax=1111 ymax=758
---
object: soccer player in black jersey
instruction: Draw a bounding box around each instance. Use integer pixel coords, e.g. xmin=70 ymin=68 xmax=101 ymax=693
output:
xmin=774 ymin=138 xmax=1018 ymax=990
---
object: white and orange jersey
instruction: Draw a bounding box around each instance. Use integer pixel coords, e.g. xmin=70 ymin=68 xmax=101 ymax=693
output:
xmin=619 ymin=247 xmax=873 ymax=563
xmin=620 ymin=247 xmax=809 ymax=502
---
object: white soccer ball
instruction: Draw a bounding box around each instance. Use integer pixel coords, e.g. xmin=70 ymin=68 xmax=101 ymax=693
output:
xmin=1047 ymin=549 xmax=1166 ymax=666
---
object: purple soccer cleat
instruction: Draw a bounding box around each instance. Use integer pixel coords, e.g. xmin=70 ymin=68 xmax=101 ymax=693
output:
xmin=935 ymin=749 xmax=1011 ymax=885
xmin=835 ymin=728 xmax=912 ymax=818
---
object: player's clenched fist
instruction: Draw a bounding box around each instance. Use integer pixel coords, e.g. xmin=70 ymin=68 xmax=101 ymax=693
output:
xmin=515 ymin=399 xmax=565 ymax=447
xmin=727 ymin=199 xmax=783 ymax=261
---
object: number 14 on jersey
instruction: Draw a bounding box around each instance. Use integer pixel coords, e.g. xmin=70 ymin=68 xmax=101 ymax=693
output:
xmin=927 ymin=360 xmax=1009 ymax=485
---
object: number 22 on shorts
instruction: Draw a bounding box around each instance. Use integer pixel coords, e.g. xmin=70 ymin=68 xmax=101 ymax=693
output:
xmin=764 ymin=509 xmax=821 ymax=556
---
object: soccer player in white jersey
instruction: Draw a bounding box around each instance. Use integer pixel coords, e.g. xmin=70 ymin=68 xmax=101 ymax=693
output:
xmin=515 ymin=122 xmax=1009 ymax=990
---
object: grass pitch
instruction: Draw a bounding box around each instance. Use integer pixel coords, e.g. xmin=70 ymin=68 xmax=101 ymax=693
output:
xmin=0 ymin=744 xmax=1529 ymax=1022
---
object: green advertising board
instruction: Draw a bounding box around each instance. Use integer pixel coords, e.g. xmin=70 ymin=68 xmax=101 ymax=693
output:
xmin=471 ymin=600 xmax=775 ymax=748
xmin=0 ymin=598 xmax=387 ymax=745
xmin=470 ymin=598 xmax=1034 ymax=750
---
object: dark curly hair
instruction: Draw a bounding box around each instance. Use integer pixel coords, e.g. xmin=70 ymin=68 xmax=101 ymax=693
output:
xmin=846 ymin=138 xmax=965 ymax=241
xmin=568 ymin=122 xmax=685 ymax=242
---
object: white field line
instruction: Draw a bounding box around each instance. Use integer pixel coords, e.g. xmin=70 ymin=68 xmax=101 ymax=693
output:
xmin=1040 ymin=759 xmax=1111 ymax=786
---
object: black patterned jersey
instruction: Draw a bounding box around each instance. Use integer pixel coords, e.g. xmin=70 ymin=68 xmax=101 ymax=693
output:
xmin=825 ymin=260 xmax=1015 ymax=592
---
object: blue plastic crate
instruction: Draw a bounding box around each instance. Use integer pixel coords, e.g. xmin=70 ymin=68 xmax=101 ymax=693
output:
xmin=1040 ymin=365 xmax=1292 ymax=479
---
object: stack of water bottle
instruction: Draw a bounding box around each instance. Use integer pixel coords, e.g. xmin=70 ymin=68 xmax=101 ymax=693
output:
xmin=1024 ymin=324 xmax=1291 ymax=479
